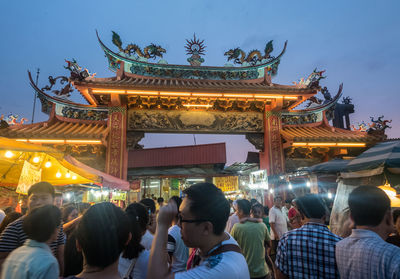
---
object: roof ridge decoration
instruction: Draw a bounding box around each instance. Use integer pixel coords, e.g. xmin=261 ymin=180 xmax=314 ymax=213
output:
xmin=224 ymin=40 xmax=275 ymax=66
xmin=185 ymin=34 xmax=206 ymax=66
xmin=111 ymin=31 xmax=166 ymax=61
xmin=97 ymin=31 xmax=288 ymax=81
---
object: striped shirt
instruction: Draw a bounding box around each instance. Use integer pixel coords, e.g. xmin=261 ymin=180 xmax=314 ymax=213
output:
xmin=0 ymin=217 xmax=65 ymax=256
xmin=336 ymin=229 xmax=400 ymax=279
xmin=276 ymin=222 xmax=342 ymax=279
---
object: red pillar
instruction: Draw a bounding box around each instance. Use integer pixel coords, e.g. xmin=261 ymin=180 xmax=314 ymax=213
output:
xmin=260 ymin=102 xmax=285 ymax=205
xmin=105 ymin=107 xmax=127 ymax=180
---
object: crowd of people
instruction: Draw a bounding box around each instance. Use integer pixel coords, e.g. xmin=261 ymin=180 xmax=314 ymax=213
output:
xmin=0 ymin=181 xmax=400 ymax=278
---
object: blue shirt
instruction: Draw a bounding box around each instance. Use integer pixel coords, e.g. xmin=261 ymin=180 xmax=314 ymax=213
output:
xmin=336 ymin=229 xmax=400 ymax=279
xmin=1 ymin=239 xmax=59 ymax=279
xmin=276 ymin=222 xmax=342 ymax=279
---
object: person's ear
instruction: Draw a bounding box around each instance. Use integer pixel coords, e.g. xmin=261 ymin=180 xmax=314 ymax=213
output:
xmin=125 ymin=232 xmax=132 ymax=246
xmin=202 ymin=221 xmax=213 ymax=236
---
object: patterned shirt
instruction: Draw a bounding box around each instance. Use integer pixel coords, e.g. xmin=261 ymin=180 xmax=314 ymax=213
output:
xmin=276 ymin=222 xmax=342 ymax=279
xmin=336 ymin=229 xmax=400 ymax=279
xmin=0 ymin=217 xmax=65 ymax=256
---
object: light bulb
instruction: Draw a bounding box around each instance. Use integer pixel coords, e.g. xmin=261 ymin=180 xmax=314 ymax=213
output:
xmin=56 ymin=171 xmax=61 ymax=178
xmin=65 ymin=172 xmax=71 ymax=178
xmin=33 ymin=157 xmax=40 ymax=163
xmin=72 ymin=175 xmax=77 ymax=180
xmin=269 ymin=189 xmax=274 ymax=194
xmin=328 ymin=192 xmax=333 ymax=199
xmin=45 ymin=161 xmax=52 ymax=168
xmin=5 ymin=151 xmax=13 ymax=158
xmin=288 ymin=183 xmax=293 ymax=190
xmin=306 ymin=181 xmax=311 ymax=187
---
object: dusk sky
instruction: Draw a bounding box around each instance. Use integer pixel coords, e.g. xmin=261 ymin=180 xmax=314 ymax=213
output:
xmin=1 ymin=0 xmax=399 ymax=165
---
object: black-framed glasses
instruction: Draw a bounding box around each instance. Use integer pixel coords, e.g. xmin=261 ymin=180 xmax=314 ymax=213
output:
xmin=178 ymin=214 xmax=209 ymax=224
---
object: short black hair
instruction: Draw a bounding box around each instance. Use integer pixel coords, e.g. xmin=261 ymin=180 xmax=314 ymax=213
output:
xmin=125 ymin=202 xmax=148 ymax=233
xmin=237 ymin=199 xmax=251 ymax=215
xmin=169 ymin=196 xmax=182 ymax=212
xmin=28 ymin=181 xmax=55 ymax=197
xmin=251 ymin=203 xmax=263 ymax=212
xmin=123 ymin=203 xmax=145 ymax=259
xmin=0 ymin=212 xmax=22 ymax=234
xmin=157 ymin=197 xmax=164 ymax=204
xmin=349 ymin=186 xmax=390 ymax=226
xmin=263 ymin=206 xmax=269 ymax=215
xmin=274 ymin=196 xmax=282 ymax=202
xmin=285 ymin=199 xmax=292 ymax=204
xmin=250 ymin=199 xmax=258 ymax=206
xmin=140 ymin=198 xmax=156 ymax=214
xmin=23 ymin=205 xmax=61 ymax=242
xmin=183 ymin=183 xmax=229 ymax=235
xmin=393 ymin=209 xmax=400 ymax=223
xmin=76 ymin=202 xmax=130 ymax=269
xmin=296 ymin=194 xmax=327 ymax=219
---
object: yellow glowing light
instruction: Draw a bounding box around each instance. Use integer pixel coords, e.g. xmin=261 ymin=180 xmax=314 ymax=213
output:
xmin=72 ymin=175 xmax=77 ymax=180
xmin=127 ymin=90 xmax=159 ymax=95
xmin=5 ymin=151 xmax=14 ymax=158
xmin=337 ymin=143 xmax=366 ymax=147
xmin=92 ymin=89 xmax=126 ymax=94
xmin=66 ymin=140 xmax=102 ymax=144
xmin=15 ymin=139 xmax=102 ymax=144
xmin=159 ymin=92 xmax=191 ymax=96
xmin=29 ymin=139 xmax=65 ymax=143
xmin=183 ymin=104 xmax=213 ymax=108
xmin=45 ymin=161 xmax=52 ymax=168
xmin=65 ymin=172 xmax=71 ymax=178
xmin=223 ymin=94 xmax=254 ymax=98
xmin=32 ymin=157 xmax=40 ymax=163
xmin=191 ymin=93 xmax=223 ymax=97
xmin=293 ymin=142 xmax=367 ymax=147
xmin=56 ymin=171 xmax=62 ymax=178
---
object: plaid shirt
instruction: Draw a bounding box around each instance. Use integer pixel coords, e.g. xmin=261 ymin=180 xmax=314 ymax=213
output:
xmin=336 ymin=229 xmax=400 ymax=279
xmin=276 ymin=222 xmax=342 ymax=279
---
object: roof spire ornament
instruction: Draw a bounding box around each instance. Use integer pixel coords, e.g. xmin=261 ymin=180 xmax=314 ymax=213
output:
xmin=185 ymin=34 xmax=206 ymax=66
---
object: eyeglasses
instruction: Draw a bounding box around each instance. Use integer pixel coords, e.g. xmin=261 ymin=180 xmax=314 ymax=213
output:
xmin=178 ymin=213 xmax=209 ymax=224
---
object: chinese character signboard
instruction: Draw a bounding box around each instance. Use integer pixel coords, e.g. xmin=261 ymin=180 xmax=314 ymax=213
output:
xmin=213 ymin=176 xmax=238 ymax=192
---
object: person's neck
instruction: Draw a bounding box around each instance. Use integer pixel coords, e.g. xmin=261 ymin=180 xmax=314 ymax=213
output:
xmin=304 ymin=218 xmax=325 ymax=225
xmin=78 ymin=260 xmax=120 ymax=279
xmin=198 ymin=232 xmax=229 ymax=257
xmin=355 ymin=225 xmax=389 ymax=240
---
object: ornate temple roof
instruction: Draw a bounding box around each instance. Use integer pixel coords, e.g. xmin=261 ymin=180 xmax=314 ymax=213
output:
xmin=0 ymin=119 xmax=108 ymax=143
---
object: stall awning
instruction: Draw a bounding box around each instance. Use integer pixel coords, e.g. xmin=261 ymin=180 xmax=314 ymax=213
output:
xmin=0 ymin=137 xmax=128 ymax=191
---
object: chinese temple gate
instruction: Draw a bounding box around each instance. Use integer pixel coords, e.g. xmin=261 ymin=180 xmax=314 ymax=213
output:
xmin=0 ymin=32 xmax=381 ymax=184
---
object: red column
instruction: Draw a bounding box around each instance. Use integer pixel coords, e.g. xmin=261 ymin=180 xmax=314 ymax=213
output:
xmin=105 ymin=107 xmax=127 ymax=180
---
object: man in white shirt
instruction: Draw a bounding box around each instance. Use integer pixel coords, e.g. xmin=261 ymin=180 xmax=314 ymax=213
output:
xmin=147 ymin=183 xmax=250 ymax=279
xmin=269 ymin=196 xmax=288 ymax=261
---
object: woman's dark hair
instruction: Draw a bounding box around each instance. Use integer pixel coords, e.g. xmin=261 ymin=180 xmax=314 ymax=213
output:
xmin=183 ymin=183 xmax=230 ymax=235
xmin=126 ymin=203 xmax=148 ymax=233
xmin=23 ymin=205 xmax=61 ymax=242
xmin=169 ymin=196 xmax=182 ymax=212
xmin=250 ymin=198 xmax=258 ymax=206
xmin=0 ymin=212 xmax=22 ymax=234
xmin=140 ymin=198 xmax=156 ymax=214
xmin=122 ymin=203 xmax=145 ymax=259
xmin=251 ymin=203 xmax=263 ymax=213
xmin=76 ymin=202 xmax=130 ymax=269
xmin=28 ymin=181 xmax=55 ymax=197
xmin=296 ymin=194 xmax=327 ymax=219
xmin=349 ymin=186 xmax=390 ymax=226
xmin=237 ymin=199 xmax=251 ymax=215
xmin=62 ymin=205 xmax=77 ymax=223
xmin=77 ymin=203 xmax=91 ymax=215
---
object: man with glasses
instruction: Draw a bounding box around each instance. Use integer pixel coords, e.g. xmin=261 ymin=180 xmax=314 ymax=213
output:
xmin=147 ymin=183 xmax=250 ymax=279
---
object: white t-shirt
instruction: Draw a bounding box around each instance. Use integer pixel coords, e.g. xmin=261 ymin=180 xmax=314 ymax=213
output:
xmin=167 ymin=225 xmax=189 ymax=273
xmin=140 ymin=230 xmax=153 ymax=250
xmin=118 ymin=249 xmax=149 ymax=279
xmin=174 ymin=234 xmax=250 ymax=279
xmin=269 ymin=206 xmax=288 ymax=240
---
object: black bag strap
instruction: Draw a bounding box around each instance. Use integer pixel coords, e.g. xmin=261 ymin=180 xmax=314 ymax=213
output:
xmin=207 ymin=244 xmax=242 ymax=257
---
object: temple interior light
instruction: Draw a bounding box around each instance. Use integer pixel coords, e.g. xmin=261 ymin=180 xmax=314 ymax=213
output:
xmin=56 ymin=171 xmax=62 ymax=178
xmin=183 ymin=104 xmax=212 ymax=108
xmin=15 ymin=139 xmax=102 ymax=144
xmin=65 ymin=172 xmax=71 ymax=178
xmin=45 ymin=160 xmax=52 ymax=168
xmin=5 ymin=151 xmax=14 ymax=158
xmin=32 ymin=157 xmax=40 ymax=163
xmin=72 ymin=175 xmax=77 ymax=180
xmin=306 ymin=181 xmax=311 ymax=187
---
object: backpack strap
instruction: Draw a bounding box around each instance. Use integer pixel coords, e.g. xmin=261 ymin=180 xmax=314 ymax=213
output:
xmin=207 ymin=244 xmax=242 ymax=257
